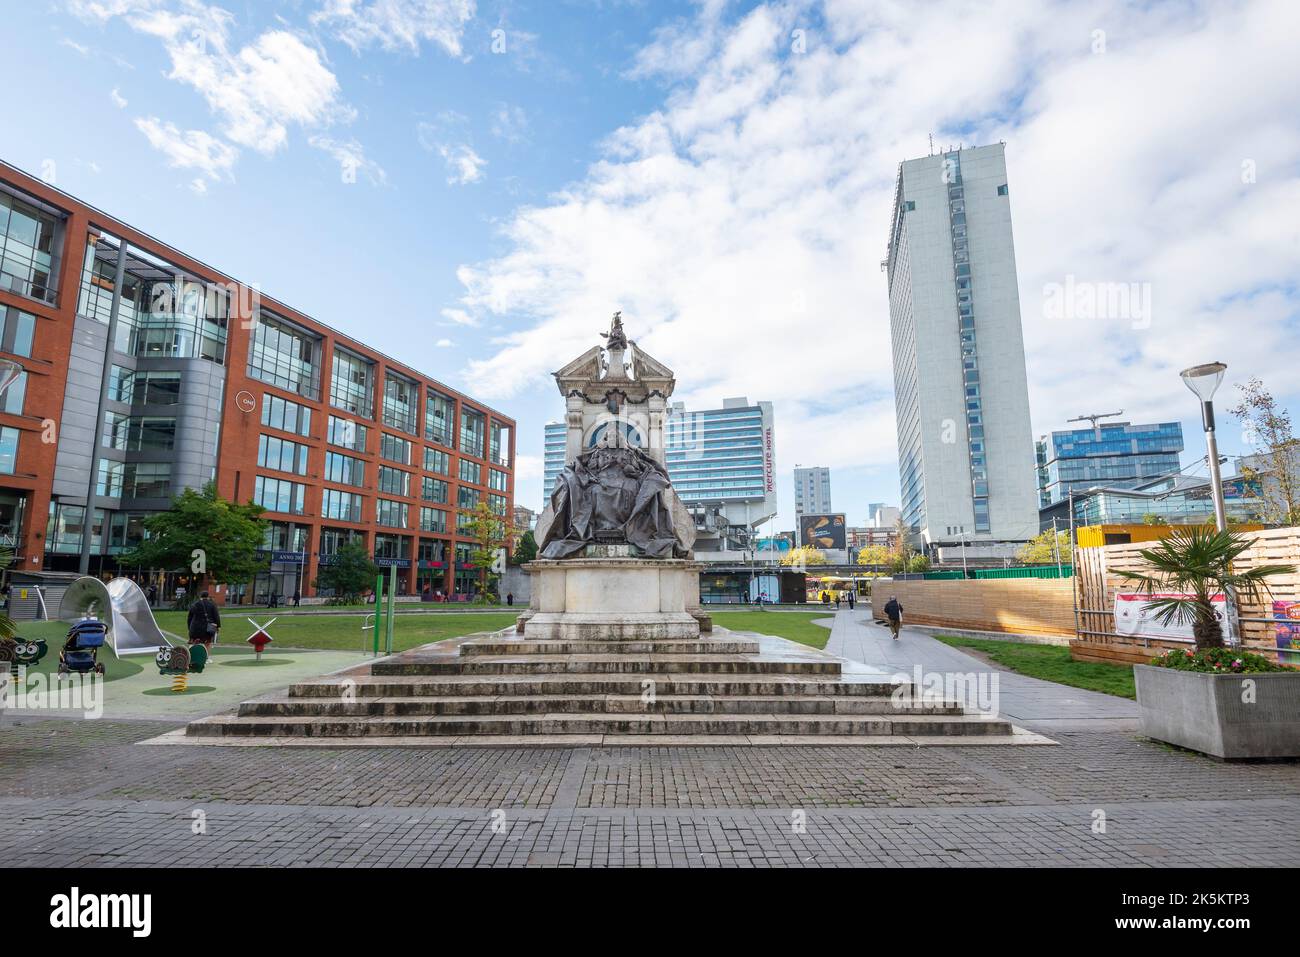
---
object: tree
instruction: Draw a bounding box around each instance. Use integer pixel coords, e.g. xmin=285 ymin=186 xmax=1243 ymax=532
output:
xmin=511 ymin=529 xmax=538 ymax=565
xmin=120 ymin=483 xmax=267 ymax=592
xmin=856 ymin=544 xmax=891 ymax=567
xmin=1229 ymin=377 xmax=1300 ymax=526
xmin=780 ymin=545 xmax=828 ymax=567
xmin=906 ymin=554 xmax=931 ymax=573
xmin=1015 ymin=529 xmax=1074 ymax=565
xmin=1115 ymin=526 xmax=1294 ymax=651
xmin=889 ymin=515 xmax=913 ymax=572
xmin=458 ymin=502 xmax=519 ymax=604
xmin=314 ymin=541 xmax=378 ymax=604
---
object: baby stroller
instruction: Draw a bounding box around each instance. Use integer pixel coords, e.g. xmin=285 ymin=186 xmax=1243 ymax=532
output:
xmin=58 ymin=618 xmax=108 ymax=678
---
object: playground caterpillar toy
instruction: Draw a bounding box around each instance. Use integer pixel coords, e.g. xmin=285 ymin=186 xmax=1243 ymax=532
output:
xmin=156 ymin=643 xmax=208 ymax=676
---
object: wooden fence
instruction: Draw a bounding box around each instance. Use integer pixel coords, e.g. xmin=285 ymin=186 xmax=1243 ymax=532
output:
xmin=1072 ymin=526 xmax=1300 ymax=665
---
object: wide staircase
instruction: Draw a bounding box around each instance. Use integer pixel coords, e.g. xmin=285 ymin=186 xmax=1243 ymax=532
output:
xmin=185 ymin=630 xmax=1019 ymax=743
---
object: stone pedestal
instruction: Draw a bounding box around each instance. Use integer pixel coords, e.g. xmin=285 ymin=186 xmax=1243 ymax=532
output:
xmin=521 ymin=557 xmax=705 ymax=641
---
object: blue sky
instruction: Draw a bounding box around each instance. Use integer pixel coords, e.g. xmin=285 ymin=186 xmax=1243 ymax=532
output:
xmin=2 ymin=0 xmax=1298 ymax=533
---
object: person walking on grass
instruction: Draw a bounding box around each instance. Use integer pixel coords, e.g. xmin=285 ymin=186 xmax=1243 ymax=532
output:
xmin=883 ymin=594 xmax=903 ymax=639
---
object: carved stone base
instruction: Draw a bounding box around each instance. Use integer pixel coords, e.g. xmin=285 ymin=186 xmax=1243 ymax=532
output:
xmin=522 ymin=558 xmax=705 ymax=641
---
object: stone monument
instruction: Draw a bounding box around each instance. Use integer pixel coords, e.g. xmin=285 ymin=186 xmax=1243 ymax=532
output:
xmin=520 ymin=314 xmax=706 ymax=640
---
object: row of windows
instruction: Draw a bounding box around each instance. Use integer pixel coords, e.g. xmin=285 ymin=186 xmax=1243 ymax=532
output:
xmin=108 ymin=368 xmax=181 ymax=406
xmin=103 ymin=413 xmax=175 ymax=452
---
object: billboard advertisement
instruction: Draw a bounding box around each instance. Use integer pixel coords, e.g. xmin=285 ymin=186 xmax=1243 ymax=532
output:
xmin=800 ymin=513 xmax=846 ymax=549
xmin=1114 ymin=592 xmax=1227 ymax=643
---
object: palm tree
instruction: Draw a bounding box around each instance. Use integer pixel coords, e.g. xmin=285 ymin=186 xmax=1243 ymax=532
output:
xmin=1116 ymin=526 xmax=1294 ymax=651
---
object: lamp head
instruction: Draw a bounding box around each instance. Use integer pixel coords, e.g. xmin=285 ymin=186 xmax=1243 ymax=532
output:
xmin=1180 ymin=362 xmax=1227 ymax=402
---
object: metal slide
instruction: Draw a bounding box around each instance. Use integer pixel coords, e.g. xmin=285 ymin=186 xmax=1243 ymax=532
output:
xmin=58 ymin=577 xmax=173 ymax=656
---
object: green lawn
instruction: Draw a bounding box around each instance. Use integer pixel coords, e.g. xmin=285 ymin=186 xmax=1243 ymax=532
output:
xmin=152 ymin=610 xmax=519 ymax=653
xmin=710 ymin=610 xmax=833 ymax=650
xmin=933 ymin=634 xmax=1136 ymax=699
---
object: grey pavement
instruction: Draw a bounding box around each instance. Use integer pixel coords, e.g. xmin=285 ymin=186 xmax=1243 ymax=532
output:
xmin=822 ymin=609 xmax=1141 ymax=733
xmin=1 ymin=612 xmax=1294 ymax=868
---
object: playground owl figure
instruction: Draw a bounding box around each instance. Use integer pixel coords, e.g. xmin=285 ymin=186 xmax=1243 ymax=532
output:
xmin=156 ymin=645 xmax=190 ymax=676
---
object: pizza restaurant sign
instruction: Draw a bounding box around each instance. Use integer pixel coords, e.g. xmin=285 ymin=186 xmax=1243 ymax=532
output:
xmin=1114 ymin=592 xmax=1227 ymax=643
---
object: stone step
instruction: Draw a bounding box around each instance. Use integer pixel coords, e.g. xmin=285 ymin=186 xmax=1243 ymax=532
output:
xmin=241 ymin=694 xmax=965 ymax=718
xmin=371 ymin=655 xmax=841 ymax=677
xmin=189 ymin=712 xmax=1013 ymax=738
xmin=459 ymin=639 xmax=761 ymax=656
xmin=289 ymin=675 xmax=903 ymax=699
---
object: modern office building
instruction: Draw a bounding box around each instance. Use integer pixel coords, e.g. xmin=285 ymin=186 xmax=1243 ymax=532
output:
xmin=543 ymin=397 xmax=777 ymax=552
xmin=793 ymin=466 xmax=832 ymax=521
xmin=0 ymin=160 xmax=514 ymax=601
xmin=1036 ymin=421 xmax=1183 ymax=507
xmin=869 ymin=504 xmax=901 ymax=528
xmin=885 ymin=142 xmax=1039 ymax=550
xmin=1040 ymin=472 xmax=1265 ymax=529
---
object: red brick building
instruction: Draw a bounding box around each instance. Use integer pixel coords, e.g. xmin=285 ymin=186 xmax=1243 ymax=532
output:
xmin=0 ymin=160 xmax=514 ymax=601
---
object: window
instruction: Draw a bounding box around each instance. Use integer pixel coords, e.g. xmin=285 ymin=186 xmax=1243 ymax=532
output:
xmin=97 ymin=461 xmax=171 ymax=498
xmin=324 ymin=451 xmax=365 ymax=487
xmin=321 ymin=488 xmax=363 ymax=523
xmin=490 ymin=422 xmax=511 ymax=467
xmin=262 ymin=521 xmax=308 ymax=553
xmin=378 ymin=466 xmax=410 ymax=497
xmin=421 ymin=476 xmax=448 ymax=504
xmin=319 ymin=526 xmax=362 ymax=557
xmin=457 ymin=486 xmax=479 ymax=511
xmin=459 ymin=459 xmax=481 ymax=485
xmin=103 ymin=413 xmax=176 ymax=451
xmin=488 ymin=494 xmax=507 ymax=516
xmin=997 ymin=184 xmax=1008 ymax=196
xmin=380 ymin=432 xmax=410 ymax=465
xmin=419 ymin=507 xmax=447 ymax=533
xmin=261 ymin=393 xmax=312 ymax=437
xmin=0 ymin=306 xmax=36 ymax=358
xmin=330 ymin=348 xmax=374 ymax=418
xmin=0 ymin=426 xmax=16 ymax=473
xmin=374 ymin=533 xmax=409 ymax=561
xmin=424 ymin=447 xmax=449 ymax=475
xmin=0 ymin=371 xmax=25 ymax=414
xmin=376 ymin=498 xmax=408 ymax=528
xmin=253 ymin=475 xmax=306 ymax=515
xmin=258 ymin=435 xmax=310 ymax=475
xmin=109 ymin=243 xmax=228 ymax=363
xmin=0 ymin=189 xmax=62 ymax=302
xmin=108 ymin=368 xmax=181 ymax=405
xmin=382 ymin=372 xmax=418 ymax=434
xmin=460 ymin=408 xmax=484 ymax=458
xmin=488 ymin=468 xmax=508 ymax=492
xmin=327 ymin=415 xmax=368 ymax=453
xmin=425 ymin=391 xmax=454 ymax=446
xmin=247 ymin=310 xmax=319 ymax=399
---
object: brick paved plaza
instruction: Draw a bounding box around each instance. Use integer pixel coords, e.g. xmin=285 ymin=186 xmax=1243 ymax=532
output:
xmin=3 ymin=615 xmax=1297 ymax=868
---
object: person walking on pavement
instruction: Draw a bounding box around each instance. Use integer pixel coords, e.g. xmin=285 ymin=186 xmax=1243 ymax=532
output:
xmin=847 ymin=590 xmax=856 ymax=610
xmin=187 ymin=590 xmax=221 ymax=649
xmin=883 ymin=594 xmax=903 ymax=639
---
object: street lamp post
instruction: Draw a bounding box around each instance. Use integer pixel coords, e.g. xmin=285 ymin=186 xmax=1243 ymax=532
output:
xmin=1179 ymin=362 xmax=1229 ymax=533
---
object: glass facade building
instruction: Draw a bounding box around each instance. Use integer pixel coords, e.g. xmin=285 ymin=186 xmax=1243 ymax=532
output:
xmin=1036 ymin=421 xmax=1184 ymax=506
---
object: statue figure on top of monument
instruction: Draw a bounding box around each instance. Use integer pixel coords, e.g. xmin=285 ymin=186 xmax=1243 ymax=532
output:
xmin=600 ymin=311 xmax=628 ymax=351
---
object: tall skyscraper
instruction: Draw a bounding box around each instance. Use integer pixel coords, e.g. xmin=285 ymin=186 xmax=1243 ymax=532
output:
xmin=793 ymin=466 xmax=832 ymax=520
xmin=885 ymin=143 xmax=1038 ymax=547
xmin=1036 ymin=421 xmax=1184 ymax=507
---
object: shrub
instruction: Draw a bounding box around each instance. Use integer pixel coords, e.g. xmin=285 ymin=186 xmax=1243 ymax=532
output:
xmin=1149 ymin=646 xmax=1292 ymax=674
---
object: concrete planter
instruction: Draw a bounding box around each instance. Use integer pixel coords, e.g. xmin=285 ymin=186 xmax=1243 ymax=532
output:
xmin=1134 ymin=664 xmax=1300 ymax=759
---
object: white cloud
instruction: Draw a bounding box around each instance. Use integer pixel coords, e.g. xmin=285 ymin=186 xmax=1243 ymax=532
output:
xmin=490 ymin=103 xmax=528 ymax=143
xmin=110 ymin=87 xmax=128 ymax=108
xmin=308 ymin=135 xmax=387 ymax=185
xmin=436 ymin=142 xmax=485 ymax=185
xmin=440 ymin=307 xmax=479 ymax=327
xmin=189 ymin=177 xmax=207 ymax=194
xmin=134 ymin=116 xmax=238 ymax=180
xmin=435 ymin=337 xmax=454 ymax=347
xmin=449 ymin=0 xmax=1300 ymax=490
xmin=60 ymin=37 xmax=91 ymax=56
xmin=514 ymin=453 xmax=544 ymax=482
xmin=80 ymin=2 xmax=351 ymax=155
xmin=313 ymin=0 xmax=475 ymax=57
